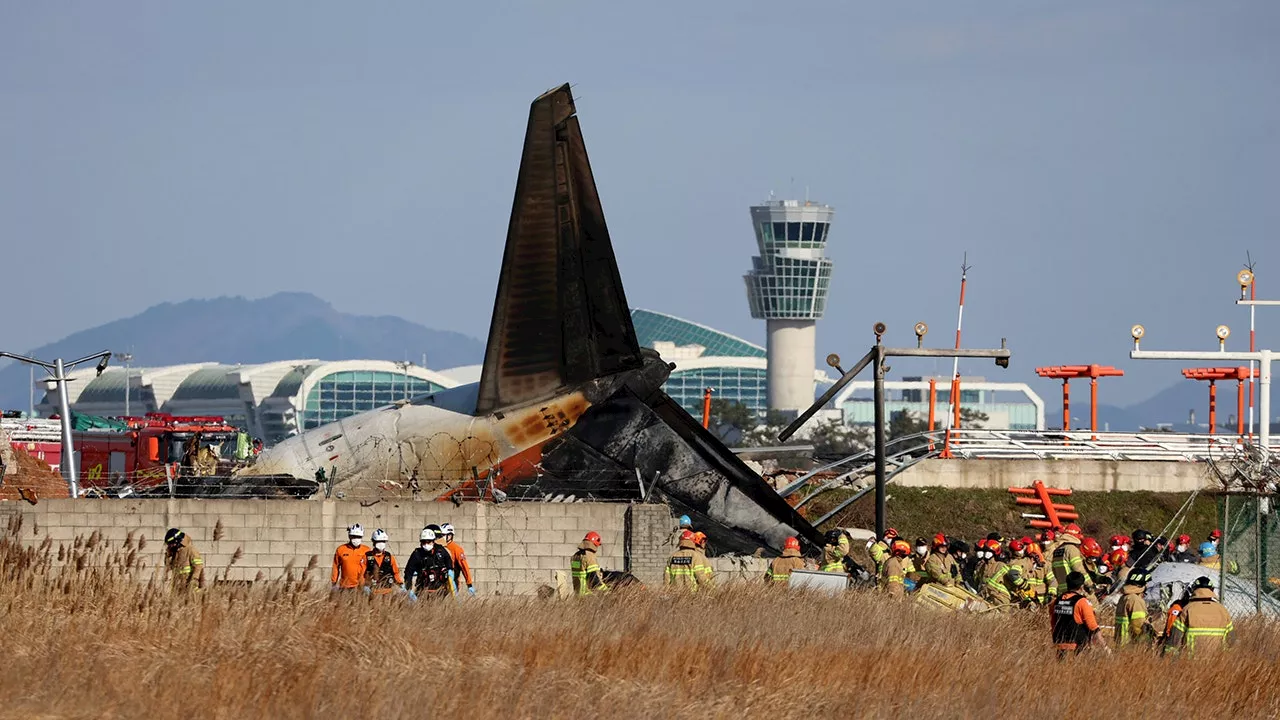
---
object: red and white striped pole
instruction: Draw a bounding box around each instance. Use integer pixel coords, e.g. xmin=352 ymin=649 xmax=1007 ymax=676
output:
xmin=942 ymin=255 xmax=970 ymax=457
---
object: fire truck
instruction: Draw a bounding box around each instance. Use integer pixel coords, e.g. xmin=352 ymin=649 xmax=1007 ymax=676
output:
xmin=73 ymin=413 xmax=243 ymax=492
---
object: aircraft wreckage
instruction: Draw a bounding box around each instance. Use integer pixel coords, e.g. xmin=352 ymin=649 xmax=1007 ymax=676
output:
xmin=243 ymin=83 xmax=818 ymax=552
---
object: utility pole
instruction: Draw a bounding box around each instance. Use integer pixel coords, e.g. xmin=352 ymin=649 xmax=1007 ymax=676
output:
xmin=780 ymin=322 xmax=1012 ymax=537
xmin=0 ymin=349 xmax=112 ymax=497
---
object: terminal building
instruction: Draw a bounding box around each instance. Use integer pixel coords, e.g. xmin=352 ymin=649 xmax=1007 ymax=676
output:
xmin=37 ymin=361 xmax=466 ymax=444
xmin=631 ymin=308 xmax=832 ymax=420
xmin=835 ymin=376 xmax=1046 ymax=431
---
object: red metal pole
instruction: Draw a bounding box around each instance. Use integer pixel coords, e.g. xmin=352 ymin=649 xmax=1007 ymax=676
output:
xmin=1250 ymin=276 xmax=1256 ymax=437
xmin=1090 ymin=377 xmax=1098 ymax=440
xmin=1238 ymin=378 xmax=1246 ymax=436
xmin=701 ymin=388 xmax=713 ymax=429
xmin=1208 ymin=380 xmax=1217 ymax=436
xmin=1062 ymin=379 xmax=1070 ymax=431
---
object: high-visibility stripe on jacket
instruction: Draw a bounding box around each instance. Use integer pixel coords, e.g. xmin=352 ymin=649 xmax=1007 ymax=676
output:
xmin=869 ymin=541 xmax=890 ymax=575
xmin=1115 ymin=585 xmax=1149 ymax=646
xmin=571 ymin=545 xmax=607 ymax=596
xmin=766 ymin=551 xmax=804 ymax=584
xmin=1168 ymin=589 xmax=1234 ymax=654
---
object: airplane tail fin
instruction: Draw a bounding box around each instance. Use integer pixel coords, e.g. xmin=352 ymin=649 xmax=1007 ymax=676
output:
xmin=476 ymin=84 xmax=642 ymax=415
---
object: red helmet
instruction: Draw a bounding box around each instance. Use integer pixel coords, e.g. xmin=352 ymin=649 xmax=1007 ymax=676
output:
xmin=1064 ymin=523 xmax=1083 ymax=538
xmin=1109 ymin=534 xmax=1125 ymax=547
xmin=933 ymin=533 xmax=948 ymax=549
xmin=680 ymin=529 xmax=695 ymax=542
xmin=1009 ymin=539 xmax=1026 ymax=553
xmin=1080 ymin=537 xmax=1103 ymax=558
xmin=1177 ymin=534 xmax=1191 ymax=545
xmin=585 ymin=531 xmax=602 ymax=547
xmin=1038 ymin=530 xmax=1056 ymax=543
xmin=1210 ymin=529 xmax=1223 ymax=540
xmin=692 ymin=531 xmax=707 ymax=547
xmin=890 ymin=539 xmax=911 ymax=557
xmin=783 ymin=536 xmax=800 ymax=551
xmin=987 ymin=540 xmax=1002 ymax=556
xmin=884 ymin=527 xmax=899 ymax=540
xmin=1019 ymin=536 xmax=1033 ymax=546
xmin=1107 ymin=549 xmax=1128 ymax=567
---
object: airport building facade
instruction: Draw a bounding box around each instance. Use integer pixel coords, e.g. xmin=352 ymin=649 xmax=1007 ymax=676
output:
xmin=38 ymin=360 xmax=465 ymax=444
xmin=836 ymin=376 xmax=1046 ymax=431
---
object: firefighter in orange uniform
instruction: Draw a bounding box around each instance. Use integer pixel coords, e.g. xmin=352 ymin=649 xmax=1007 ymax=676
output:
xmin=331 ymin=523 xmax=369 ymax=591
xmin=1050 ymin=571 xmax=1103 ymax=658
xmin=363 ymin=529 xmax=403 ymax=596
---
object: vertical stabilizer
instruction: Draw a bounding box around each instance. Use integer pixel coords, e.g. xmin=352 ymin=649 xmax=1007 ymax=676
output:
xmin=476 ymin=84 xmax=642 ymax=415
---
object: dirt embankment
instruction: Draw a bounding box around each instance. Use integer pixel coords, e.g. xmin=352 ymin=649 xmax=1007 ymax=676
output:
xmin=1 ymin=436 xmax=69 ymax=502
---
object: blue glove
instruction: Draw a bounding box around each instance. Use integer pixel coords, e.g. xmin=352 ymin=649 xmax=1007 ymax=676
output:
xmin=408 ymin=591 xmax=418 ymax=602
xmin=467 ymin=586 xmax=476 ymax=597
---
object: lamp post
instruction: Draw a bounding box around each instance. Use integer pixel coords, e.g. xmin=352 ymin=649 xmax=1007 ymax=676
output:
xmin=114 ymin=352 xmax=134 ymax=417
xmin=1128 ymin=325 xmax=1272 ymax=460
xmin=0 ymin=349 xmax=112 ymax=497
xmin=779 ymin=322 xmax=1012 ymax=537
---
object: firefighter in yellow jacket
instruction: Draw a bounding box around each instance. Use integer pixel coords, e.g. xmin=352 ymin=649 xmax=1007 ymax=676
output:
xmin=765 ymin=536 xmax=806 ymax=584
xmin=1115 ymin=567 xmax=1152 ymax=647
xmin=666 ymin=530 xmax=713 ymax=590
xmin=881 ymin=539 xmax=911 ymax=598
xmin=1166 ymin=576 xmax=1234 ymax=654
xmin=570 ymin=531 xmax=609 ymax=596
xmin=164 ymin=527 xmax=205 ymax=592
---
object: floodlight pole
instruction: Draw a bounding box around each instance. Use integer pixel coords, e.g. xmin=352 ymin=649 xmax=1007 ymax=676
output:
xmin=780 ymin=332 xmax=1011 ymax=537
xmin=0 ymin=349 xmax=112 ymax=498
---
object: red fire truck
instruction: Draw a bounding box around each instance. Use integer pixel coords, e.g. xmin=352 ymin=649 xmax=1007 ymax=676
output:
xmin=74 ymin=413 xmax=242 ymax=492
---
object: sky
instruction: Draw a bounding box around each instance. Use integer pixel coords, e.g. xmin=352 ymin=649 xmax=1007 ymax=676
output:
xmin=2 ymin=2 xmax=1278 ymax=405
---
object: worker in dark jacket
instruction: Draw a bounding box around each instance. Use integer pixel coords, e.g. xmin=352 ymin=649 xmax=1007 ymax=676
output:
xmin=404 ymin=527 xmax=455 ymax=600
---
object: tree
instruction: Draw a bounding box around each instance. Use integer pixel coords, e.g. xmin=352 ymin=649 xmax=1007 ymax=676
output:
xmin=707 ymin=399 xmax=757 ymax=443
xmin=809 ymin=418 xmax=871 ymax=459
xmin=958 ymin=407 xmax=989 ymax=429
xmin=888 ymin=411 xmax=927 ymax=440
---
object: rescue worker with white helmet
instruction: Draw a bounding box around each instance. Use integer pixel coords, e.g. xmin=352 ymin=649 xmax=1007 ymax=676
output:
xmin=363 ymin=529 xmax=403 ymax=596
xmin=404 ymin=527 xmax=455 ymax=600
xmin=331 ymin=523 xmax=369 ymax=591
xmin=440 ymin=522 xmax=476 ymax=596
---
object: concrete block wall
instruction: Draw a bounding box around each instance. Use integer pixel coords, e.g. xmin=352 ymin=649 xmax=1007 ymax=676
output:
xmin=895 ymin=458 xmax=1211 ymax=493
xmin=7 ymin=499 xmax=670 ymax=596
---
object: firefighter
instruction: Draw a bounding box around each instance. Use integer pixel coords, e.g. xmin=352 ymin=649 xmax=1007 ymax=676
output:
xmin=1007 ymin=539 xmax=1044 ymax=605
xmin=975 ymin=540 xmax=1012 ymax=606
xmin=331 ymin=523 xmax=369 ymax=591
xmin=1115 ymin=567 xmax=1151 ymax=647
xmin=882 ymin=539 xmax=911 ymax=598
xmin=907 ymin=537 xmax=930 ymax=583
xmin=164 ymin=527 xmax=205 ymax=593
xmin=404 ymin=527 xmax=454 ymax=600
xmin=1168 ymin=534 xmax=1196 ymax=563
xmin=1051 ymin=524 xmax=1091 ymax=595
xmin=950 ymin=538 xmax=976 ymax=589
xmin=923 ymin=533 xmax=958 ymax=587
xmin=1129 ymin=529 xmax=1158 ymax=569
xmin=765 ymin=536 xmax=805 ymax=584
xmin=867 ymin=527 xmax=898 ymax=577
xmin=440 ymin=523 xmax=475 ymax=596
xmin=1166 ymin=576 xmax=1234 ymax=655
xmin=1207 ymin=528 xmax=1223 ymax=552
xmin=363 ymin=529 xmax=403 ymax=596
xmin=666 ymin=529 xmax=707 ymax=591
xmin=819 ymin=529 xmax=848 ymax=572
xmin=667 ymin=514 xmax=693 ymax=549
xmin=1159 ymin=586 xmax=1192 ymax=651
xmin=570 ymin=531 xmax=609 ymax=596
xmin=1050 ymin=571 xmax=1102 ymax=658
xmin=691 ymin=531 xmax=714 ymax=587
xmin=1080 ymin=537 xmax=1110 ymax=593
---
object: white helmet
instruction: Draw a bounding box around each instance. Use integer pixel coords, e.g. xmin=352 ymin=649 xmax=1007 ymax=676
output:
xmin=347 ymin=523 xmax=364 ymax=538
xmin=440 ymin=523 xmax=455 ymax=537
xmin=420 ymin=527 xmax=436 ymax=542
xmin=371 ymin=528 xmax=389 ymax=543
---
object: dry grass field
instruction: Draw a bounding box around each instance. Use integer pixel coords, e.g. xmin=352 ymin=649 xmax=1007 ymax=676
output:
xmin=3 ymin=520 xmax=1279 ymax=719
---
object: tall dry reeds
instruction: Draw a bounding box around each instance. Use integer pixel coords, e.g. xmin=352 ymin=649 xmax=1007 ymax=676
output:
xmin=2 ymin=523 xmax=1278 ymax=719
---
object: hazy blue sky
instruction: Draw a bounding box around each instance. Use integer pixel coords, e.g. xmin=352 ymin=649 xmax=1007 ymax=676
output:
xmin=3 ymin=2 xmax=1278 ymax=405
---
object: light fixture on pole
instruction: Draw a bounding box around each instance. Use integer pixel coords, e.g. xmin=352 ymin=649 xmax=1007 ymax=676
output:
xmin=0 ymin=349 xmax=112 ymax=498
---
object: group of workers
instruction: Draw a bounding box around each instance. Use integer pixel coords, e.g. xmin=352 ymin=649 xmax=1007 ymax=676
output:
xmin=329 ymin=522 xmax=476 ymax=599
xmin=806 ymin=522 xmax=1235 ymax=655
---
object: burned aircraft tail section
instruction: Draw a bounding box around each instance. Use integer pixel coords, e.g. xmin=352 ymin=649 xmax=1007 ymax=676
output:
xmin=476 ymin=84 xmax=643 ymax=416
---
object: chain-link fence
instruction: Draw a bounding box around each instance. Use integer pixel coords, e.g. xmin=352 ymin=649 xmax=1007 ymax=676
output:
xmin=1219 ymin=492 xmax=1280 ymax=616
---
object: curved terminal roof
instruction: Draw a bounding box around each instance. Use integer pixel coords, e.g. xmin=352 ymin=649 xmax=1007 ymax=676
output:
xmin=631 ymin=308 xmax=765 ymax=359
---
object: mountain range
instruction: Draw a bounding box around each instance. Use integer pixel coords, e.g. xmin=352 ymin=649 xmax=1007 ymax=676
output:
xmin=0 ymin=292 xmax=485 ymax=411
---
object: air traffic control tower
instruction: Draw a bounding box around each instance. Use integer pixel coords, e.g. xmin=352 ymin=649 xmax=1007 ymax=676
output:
xmin=744 ymin=199 xmax=834 ymax=416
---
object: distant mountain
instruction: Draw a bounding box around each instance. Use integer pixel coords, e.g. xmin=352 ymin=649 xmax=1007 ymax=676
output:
xmin=0 ymin=292 xmax=485 ymax=410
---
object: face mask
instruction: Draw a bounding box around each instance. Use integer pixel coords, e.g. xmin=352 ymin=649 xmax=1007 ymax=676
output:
xmin=1040 ymin=541 xmax=1051 ymax=550
xmin=349 ymin=538 xmax=362 ymax=547
xmin=1015 ymin=550 xmax=1026 ymax=558
xmin=374 ymin=542 xmax=387 ymax=551
xmin=1123 ymin=544 xmax=1130 ymax=552
xmin=915 ymin=546 xmax=927 ymax=556
xmin=1177 ymin=544 xmax=1187 ymax=552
